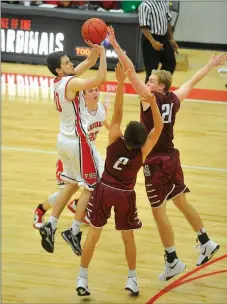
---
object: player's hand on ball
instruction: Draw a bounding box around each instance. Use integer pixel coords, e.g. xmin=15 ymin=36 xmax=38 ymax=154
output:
xmin=115 ymin=62 xmax=126 ymax=84
xmin=209 ymin=53 xmax=227 ymax=67
xmin=85 ymin=40 xmax=105 ymax=52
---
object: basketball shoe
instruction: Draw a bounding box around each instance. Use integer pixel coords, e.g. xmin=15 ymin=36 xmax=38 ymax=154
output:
xmin=159 ymin=255 xmax=186 ymax=281
xmin=39 ymin=222 xmax=56 ymax=253
xmin=76 ymin=276 xmax=90 ymax=297
xmin=76 ymin=276 xmax=90 ymax=296
xmin=61 ymin=228 xmax=82 ymax=256
xmin=125 ymin=277 xmax=139 ymax=296
xmin=196 ymin=240 xmax=220 ymax=266
xmin=33 ymin=205 xmax=46 ymax=229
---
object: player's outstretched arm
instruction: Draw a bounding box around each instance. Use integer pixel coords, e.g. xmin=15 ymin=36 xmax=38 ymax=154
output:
xmin=174 ymin=53 xmax=227 ymax=102
xmin=141 ymin=97 xmax=163 ymax=162
xmin=74 ymin=47 xmax=100 ymax=77
xmin=109 ymin=63 xmax=125 ymax=128
xmin=108 ymin=63 xmax=126 ymax=145
xmin=107 ymin=26 xmax=152 ymax=99
xmin=67 ymin=44 xmax=107 ymax=93
xmin=107 ymin=27 xmax=134 ymax=72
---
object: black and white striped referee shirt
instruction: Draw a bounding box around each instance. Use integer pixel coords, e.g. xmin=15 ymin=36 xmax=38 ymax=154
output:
xmin=138 ymin=0 xmax=172 ymax=35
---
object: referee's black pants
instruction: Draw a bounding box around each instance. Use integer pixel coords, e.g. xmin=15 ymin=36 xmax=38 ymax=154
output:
xmin=141 ymin=34 xmax=176 ymax=83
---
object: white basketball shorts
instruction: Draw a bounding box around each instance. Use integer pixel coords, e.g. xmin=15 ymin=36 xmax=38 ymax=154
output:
xmin=57 ymin=133 xmax=104 ymax=191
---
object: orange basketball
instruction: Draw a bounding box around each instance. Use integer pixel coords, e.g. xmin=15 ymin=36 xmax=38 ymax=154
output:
xmin=82 ymin=18 xmax=108 ymax=44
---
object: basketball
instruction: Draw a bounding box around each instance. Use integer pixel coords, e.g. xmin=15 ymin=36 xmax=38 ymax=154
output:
xmin=82 ymin=18 xmax=108 ymax=44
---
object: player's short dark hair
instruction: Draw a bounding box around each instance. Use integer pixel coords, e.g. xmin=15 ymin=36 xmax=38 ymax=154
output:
xmin=124 ymin=121 xmax=147 ymax=149
xmin=46 ymin=51 xmax=66 ymax=76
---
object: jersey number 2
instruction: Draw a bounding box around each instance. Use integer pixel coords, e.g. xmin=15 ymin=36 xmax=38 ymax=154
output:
xmin=54 ymin=91 xmax=62 ymax=112
xmin=161 ymin=103 xmax=173 ymax=123
xmin=113 ymin=157 xmax=129 ymax=171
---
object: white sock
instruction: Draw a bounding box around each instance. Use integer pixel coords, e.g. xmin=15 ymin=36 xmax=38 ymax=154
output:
xmin=48 ymin=215 xmax=58 ymax=230
xmin=47 ymin=192 xmax=60 ymax=206
xmin=165 ymin=246 xmax=176 ymax=254
xmin=196 ymin=227 xmax=206 ymax=236
xmin=79 ymin=266 xmax=88 ymax=279
xmin=128 ymin=269 xmax=136 ymax=278
xmin=72 ymin=219 xmax=82 ymax=236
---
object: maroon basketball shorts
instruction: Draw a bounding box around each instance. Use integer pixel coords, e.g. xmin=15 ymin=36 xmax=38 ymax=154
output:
xmin=143 ymin=151 xmax=190 ymax=208
xmin=86 ymin=182 xmax=142 ymax=230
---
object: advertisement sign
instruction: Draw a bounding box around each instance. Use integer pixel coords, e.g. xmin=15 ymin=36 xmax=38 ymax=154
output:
xmin=1 ymin=12 xmax=142 ymax=71
xmin=1 ymin=17 xmax=64 ymax=55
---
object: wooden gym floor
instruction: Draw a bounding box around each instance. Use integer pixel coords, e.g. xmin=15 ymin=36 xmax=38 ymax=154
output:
xmin=2 ymin=49 xmax=227 ymax=304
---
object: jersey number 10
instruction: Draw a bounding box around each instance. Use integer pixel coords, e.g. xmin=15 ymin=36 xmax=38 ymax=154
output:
xmin=54 ymin=91 xmax=62 ymax=112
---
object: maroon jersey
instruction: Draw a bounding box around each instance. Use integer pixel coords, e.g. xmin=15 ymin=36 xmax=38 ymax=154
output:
xmin=101 ymin=137 xmax=142 ymax=190
xmin=140 ymin=91 xmax=180 ymax=154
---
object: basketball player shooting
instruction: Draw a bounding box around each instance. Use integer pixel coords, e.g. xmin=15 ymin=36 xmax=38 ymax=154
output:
xmin=107 ymin=26 xmax=227 ymax=281
xmin=39 ymin=43 xmax=107 ymax=254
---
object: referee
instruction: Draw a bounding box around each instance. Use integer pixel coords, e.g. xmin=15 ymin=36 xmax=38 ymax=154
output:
xmin=138 ymin=0 xmax=178 ymax=83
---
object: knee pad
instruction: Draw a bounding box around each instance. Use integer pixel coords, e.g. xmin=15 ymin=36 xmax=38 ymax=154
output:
xmin=48 ymin=191 xmax=60 ymax=206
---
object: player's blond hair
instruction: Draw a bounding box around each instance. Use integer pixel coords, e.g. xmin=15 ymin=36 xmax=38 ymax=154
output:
xmin=152 ymin=70 xmax=172 ymax=92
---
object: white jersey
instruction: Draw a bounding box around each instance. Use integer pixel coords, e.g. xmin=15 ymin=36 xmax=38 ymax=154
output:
xmin=53 ymin=76 xmax=106 ymax=140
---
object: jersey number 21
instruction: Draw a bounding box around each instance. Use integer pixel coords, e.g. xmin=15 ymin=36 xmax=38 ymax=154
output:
xmin=161 ymin=103 xmax=173 ymax=123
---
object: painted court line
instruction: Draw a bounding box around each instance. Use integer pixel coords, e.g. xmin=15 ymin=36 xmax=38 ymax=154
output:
xmin=147 ymin=254 xmax=227 ymax=304
xmin=182 ymin=164 xmax=227 ymax=173
xmin=2 ymin=146 xmax=227 ymax=173
xmin=175 ymin=269 xmax=227 ymax=286
xmin=2 ymin=72 xmax=227 ymax=102
xmin=2 ymin=146 xmax=55 ymax=155
xmin=183 ymin=99 xmax=227 ymax=105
